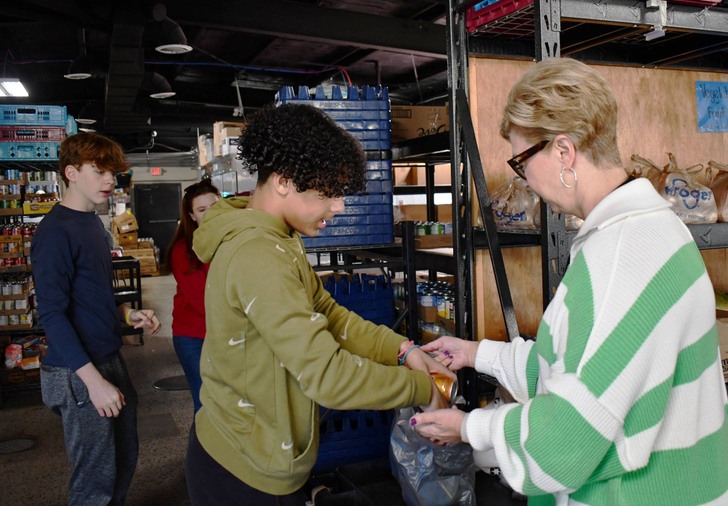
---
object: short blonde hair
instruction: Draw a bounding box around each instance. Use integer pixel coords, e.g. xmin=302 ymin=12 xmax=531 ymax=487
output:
xmin=500 ymin=58 xmax=622 ymax=168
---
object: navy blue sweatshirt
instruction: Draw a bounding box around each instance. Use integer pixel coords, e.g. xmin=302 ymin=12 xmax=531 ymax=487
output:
xmin=31 ymin=204 xmax=122 ymax=371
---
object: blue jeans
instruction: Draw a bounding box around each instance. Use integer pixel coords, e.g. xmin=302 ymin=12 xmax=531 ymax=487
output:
xmin=173 ymin=336 xmax=204 ymax=413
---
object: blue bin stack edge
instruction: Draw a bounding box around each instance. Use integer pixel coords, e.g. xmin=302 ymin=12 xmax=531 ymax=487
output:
xmin=276 ymin=85 xmax=394 ymax=248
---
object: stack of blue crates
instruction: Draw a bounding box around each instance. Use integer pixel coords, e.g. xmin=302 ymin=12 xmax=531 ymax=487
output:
xmin=0 ymin=105 xmax=77 ymax=160
xmin=275 ymin=85 xmax=394 ymax=248
xmin=323 ymin=274 xmax=394 ymax=328
xmin=313 ymin=408 xmax=395 ymax=473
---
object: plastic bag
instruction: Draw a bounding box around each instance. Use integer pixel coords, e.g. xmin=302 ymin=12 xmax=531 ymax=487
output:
xmin=491 ymin=177 xmax=540 ymax=230
xmin=709 ymin=160 xmax=728 ymax=222
xmin=632 ymin=153 xmax=717 ymax=224
xmin=389 ymin=407 xmax=477 ymax=506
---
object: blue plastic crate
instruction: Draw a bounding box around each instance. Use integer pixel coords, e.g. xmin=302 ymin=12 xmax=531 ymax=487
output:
xmin=344 ymin=194 xmax=393 ymax=206
xmin=0 ymin=105 xmax=68 ymax=126
xmin=303 ymin=232 xmax=394 ymax=248
xmin=315 ymin=408 xmax=395 ymax=473
xmin=277 ymin=84 xmax=389 ymax=107
xmin=336 ymin=119 xmax=390 ymax=131
xmin=328 ymin=213 xmax=392 ymax=226
xmin=0 ymin=141 xmax=60 ymax=160
xmin=364 ymin=179 xmax=393 ymax=193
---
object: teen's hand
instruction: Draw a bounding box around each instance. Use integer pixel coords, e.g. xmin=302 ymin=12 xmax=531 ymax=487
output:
xmin=420 ymin=336 xmax=478 ymax=371
xmin=129 ymin=309 xmax=161 ymax=334
xmin=405 ymin=346 xmax=456 ymax=380
xmin=411 ymin=407 xmax=465 ymax=445
xmin=87 ymin=377 xmax=126 ymax=418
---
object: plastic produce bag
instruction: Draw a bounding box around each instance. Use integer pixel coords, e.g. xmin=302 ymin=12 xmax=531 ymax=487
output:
xmin=389 ymin=407 xmax=476 ymax=506
xmin=632 ymin=153 xmax=717 ymax=224
xmin=491 ymin=177 xmax=540 ymax=230
xmin=709 ymin=160 xmax=728 ymax=222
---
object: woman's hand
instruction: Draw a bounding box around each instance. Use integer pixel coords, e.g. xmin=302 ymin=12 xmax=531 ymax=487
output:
xmin=420 ymin=336 xmax=478 ymax=371
xmin=411 ymin=407 xmax=465 ymax=445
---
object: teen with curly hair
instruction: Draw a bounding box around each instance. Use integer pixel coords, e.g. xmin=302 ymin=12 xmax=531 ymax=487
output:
xmin=185 ymin=104 xmax=451 ymax=504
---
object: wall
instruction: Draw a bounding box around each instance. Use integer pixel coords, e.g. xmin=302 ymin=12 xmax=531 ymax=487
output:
xmin=469 ymin=57 xmax=728 ymax=340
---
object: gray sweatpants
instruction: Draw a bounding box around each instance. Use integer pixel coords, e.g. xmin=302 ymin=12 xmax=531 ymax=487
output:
xmin=41 ymin=354 xmax=139 ymax=506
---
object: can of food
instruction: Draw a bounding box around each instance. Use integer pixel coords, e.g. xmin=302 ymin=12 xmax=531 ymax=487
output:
xmin=431 ymin=372 xmax=458 ymax=404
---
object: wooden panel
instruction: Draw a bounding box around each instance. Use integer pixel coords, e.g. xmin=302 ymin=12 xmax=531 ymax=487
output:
xmin=469 ymin=57 xmax=728 ymax=340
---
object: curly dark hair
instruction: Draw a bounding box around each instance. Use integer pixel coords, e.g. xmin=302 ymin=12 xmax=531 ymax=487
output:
xmin=237 ymin=104 xmax=366 ymax=197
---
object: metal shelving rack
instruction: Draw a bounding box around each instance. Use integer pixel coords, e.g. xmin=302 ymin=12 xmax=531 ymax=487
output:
xmin=447 ymin=0 xmax=728 ymax=409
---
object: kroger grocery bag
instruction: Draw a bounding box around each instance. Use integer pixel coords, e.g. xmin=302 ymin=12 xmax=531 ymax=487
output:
xmin=655 ymin=154 xmax=717 ymax=224
xmin=709 ymin=160 xmax=728 ymax=222
xmin=390 ymin=407 xmax=476 ymax=506
xmin=491 ymin=176 xmax=540 ymax=230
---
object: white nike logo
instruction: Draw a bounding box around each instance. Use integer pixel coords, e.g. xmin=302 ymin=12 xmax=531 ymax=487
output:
xmin=244 ymin=296 xmax=257 ymax=315
xmin=237 ymin=399 xmax=254 ymax=408
xmin=275 ymin=244 xmax=285 ymax=253
xmin=229 ymin=335 xmax=245 ymax=346
xmin=340 ymin=317 xmax=351 ymax=340
xmin=281 ymin=441 xmax=293 ymax=451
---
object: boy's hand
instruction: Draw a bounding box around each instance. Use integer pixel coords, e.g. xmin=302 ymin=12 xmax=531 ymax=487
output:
xmin=88 ymin=378 xmax=126 ymax=417
xmin=129 ymin=309 xmax=161 ymax=334
xmin=405 ymin=346 xmax=456 ymax=380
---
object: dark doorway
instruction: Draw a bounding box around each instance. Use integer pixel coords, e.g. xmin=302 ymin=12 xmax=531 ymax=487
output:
xmin=132 ymin=183 xmax=181 ymax=262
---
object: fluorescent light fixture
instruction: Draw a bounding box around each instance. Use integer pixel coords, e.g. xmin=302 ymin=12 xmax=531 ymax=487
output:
xmin=149 ymin=91 xmax=176 ymax=99
xmin=155 ymin=43 xmax=192 ymax=55
xmin=78 ymin=127 xmax=96 ymax=133
xmin=75 ymin=117 xmax=97 ymax=125
xmin=0 ymin=79 xmax=29 ymax=97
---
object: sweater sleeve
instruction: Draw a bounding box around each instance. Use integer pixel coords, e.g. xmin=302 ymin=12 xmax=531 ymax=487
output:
xmin=475 ymin=337 xmax=539 ymax=403
xmin=225 ymin=237 xmax=432 ymax=410
xmin=308 ymin=269 xmax=404 ymax=365
xmin=32 ymin=224 xmax=91 ymax=371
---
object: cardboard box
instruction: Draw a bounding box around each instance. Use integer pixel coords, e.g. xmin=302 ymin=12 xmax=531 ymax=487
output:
xmin=418 ymin=304 xmax=438 ymax=323
xmin=213 ymin=121 xmax=245 ymax=157
xmin=116 ymin=231 xmax=138 ymax=246
xmin=22 ymin=201 xmax=57 ymax=215
xmin=391 ymin=105 xmax=449 ymax=143
xmin=398 ymin=204 xmax=429 ymax=222
xmin=112 ymin=211 xmax=138 ymax=234
xmin=415 ymin=234 xmax=452 ymax=249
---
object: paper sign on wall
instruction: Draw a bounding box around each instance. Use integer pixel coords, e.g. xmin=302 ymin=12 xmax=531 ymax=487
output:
xmin=696 ymin=81 xmax=728 ymax=133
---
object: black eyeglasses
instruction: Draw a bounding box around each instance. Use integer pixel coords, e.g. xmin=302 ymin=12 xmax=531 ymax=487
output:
xmin=507 ymin=140 xmax=549 ymax=179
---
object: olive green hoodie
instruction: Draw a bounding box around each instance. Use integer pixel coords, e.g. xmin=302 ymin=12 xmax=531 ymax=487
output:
xmin=192 ymin=196 xmax=432 ymax=495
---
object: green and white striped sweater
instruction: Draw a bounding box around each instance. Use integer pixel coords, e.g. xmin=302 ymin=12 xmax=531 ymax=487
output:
xmin=465 ymin=179 xmax=728 ymax=505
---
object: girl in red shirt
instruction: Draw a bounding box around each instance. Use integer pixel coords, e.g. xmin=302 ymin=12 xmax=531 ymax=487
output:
xmin=166 ymin=179 xmax=220 ymax=412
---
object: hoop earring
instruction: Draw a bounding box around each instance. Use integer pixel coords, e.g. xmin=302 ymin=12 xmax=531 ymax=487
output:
xmin=560 ymin=166 xmax=577 ymax=188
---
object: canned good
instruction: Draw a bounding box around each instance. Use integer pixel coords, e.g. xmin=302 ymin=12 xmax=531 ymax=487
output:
xmin=431 ymin=372 xmax=458 ymax=405
xmin=0 ymin=315 xmax=8 ymax=326
xmin=8 ymin=314 xmax=20 ymax=326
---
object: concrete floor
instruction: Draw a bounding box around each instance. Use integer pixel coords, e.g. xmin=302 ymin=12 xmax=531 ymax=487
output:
xmin=0 ymin=274 xmax=194 ymax=506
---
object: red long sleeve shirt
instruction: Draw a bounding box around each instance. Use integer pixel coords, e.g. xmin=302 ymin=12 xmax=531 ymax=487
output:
xmin=171 ymin=239 xmax=209 ymax=339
